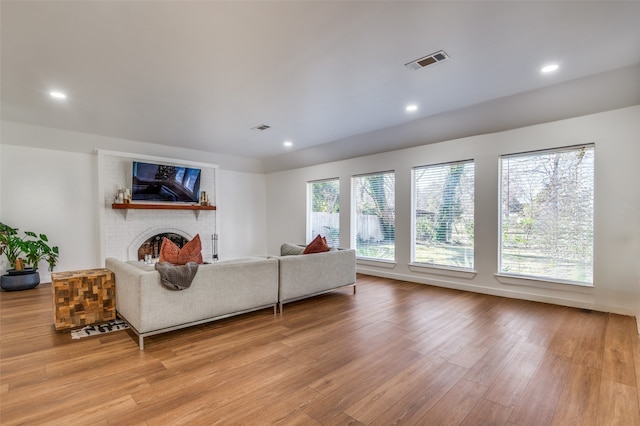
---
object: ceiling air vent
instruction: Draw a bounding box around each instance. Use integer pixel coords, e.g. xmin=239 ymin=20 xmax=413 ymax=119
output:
xmin=405 ymin=50 xmax=449 ymax=71
xmin=251 ymin=124 xmax=271 ymax=131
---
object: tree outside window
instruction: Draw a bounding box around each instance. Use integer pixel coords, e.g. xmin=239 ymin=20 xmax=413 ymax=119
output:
xmin=413 ymin=160 xmax=474 ymax=269
xmin=500 ymin=145 xmax=594 ymax=284
xmin=308 ymin=179 xmax=340 ymax=247
xmin=353 ymin=172 xmax=395 ymax=261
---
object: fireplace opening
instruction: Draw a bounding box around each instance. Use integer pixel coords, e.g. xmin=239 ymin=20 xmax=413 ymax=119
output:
xmin=137 ymin=233 xmax=189 ymax=261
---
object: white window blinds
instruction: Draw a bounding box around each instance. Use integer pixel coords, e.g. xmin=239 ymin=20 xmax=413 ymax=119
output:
xmin=353 ymin=171 xmax=395 ymax=261
xmin=499 ymin=144 xmax=594 ymax=284
xmin=412 ymin=160 xmax=475 ymax=269
xmin=308 ymin=178 xmax=340 ymax=247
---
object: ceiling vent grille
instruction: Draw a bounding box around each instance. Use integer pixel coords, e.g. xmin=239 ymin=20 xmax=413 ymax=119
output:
xmin=251 ymin=124 xmax=271 ymax=131
xmin=405 ymin=50 xmax=449 ymax=71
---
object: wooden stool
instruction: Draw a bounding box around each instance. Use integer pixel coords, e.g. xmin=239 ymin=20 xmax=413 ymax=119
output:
xmin=51 ymin=268 xmax=115 ymax=330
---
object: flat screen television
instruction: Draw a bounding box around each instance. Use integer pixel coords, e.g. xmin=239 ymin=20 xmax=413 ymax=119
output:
xmin=132 ymin=161 xmax=201 ymax=203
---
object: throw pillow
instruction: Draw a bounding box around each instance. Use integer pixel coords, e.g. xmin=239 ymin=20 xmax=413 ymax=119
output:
xmin=281 ymin=242 xmax=305 ymax=256
xmin=159 ymin=235 xmax=204 ymax=265
xmin=303 ymin=234 xmax=330 ymax=254
xmin=159 ymin=238 xmax=180 ymax=264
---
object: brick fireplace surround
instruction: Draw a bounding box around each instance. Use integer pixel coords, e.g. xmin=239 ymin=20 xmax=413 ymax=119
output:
xmin=97 ymin=150 xmax=217 ymax=262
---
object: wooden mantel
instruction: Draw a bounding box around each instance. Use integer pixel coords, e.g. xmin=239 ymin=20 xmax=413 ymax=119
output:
xmin=112 ymin=203 xmax=216 ymax=211
xmin=112 ymin=203 xmax=216 ymax=220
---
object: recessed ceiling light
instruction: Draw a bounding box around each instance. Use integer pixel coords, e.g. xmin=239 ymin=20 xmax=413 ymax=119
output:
xmin=49 ymin=91 xmax=67 ymax=100
xmin=541 ymin=64 xmax=559 ymax=73
xmin=283 ymin=141 xmax=293 ymax=148
xmin=406 ymin=104 xmax=418 ymax=112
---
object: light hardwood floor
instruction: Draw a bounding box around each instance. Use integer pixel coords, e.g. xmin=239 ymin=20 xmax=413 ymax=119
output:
xmin=1 ymin=274 xmax=639 ymax=425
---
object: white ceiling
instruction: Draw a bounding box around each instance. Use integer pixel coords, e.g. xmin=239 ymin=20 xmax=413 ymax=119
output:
xmin=2 ymin=1 xmax=640 ymax=172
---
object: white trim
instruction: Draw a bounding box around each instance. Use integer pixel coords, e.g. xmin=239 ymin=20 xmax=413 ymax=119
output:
xmin=495 ymin=273 xmax=594 ymax=292
xmin=356 ymin=258 xmax=396 ymax=269
xmin=95 ymin=149 xmax=219 ymax=169
xmin=355 ymin=269 xmax=637 ymax=317
xmin=408 ymin=263 xmax=476 ymax=279
xmin=96 ymin=152 xmax=107 ymax=266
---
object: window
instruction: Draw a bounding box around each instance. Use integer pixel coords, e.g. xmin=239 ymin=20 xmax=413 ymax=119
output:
xmin=308 ymin=178 xmax=340 ymax=247
xmin=499 ymin=144 xmax=594 ymax=284
xmin=412 ymin=160 xmax=475 ymax=269
xmin=353 ymin=171 xmax=395 ymax=261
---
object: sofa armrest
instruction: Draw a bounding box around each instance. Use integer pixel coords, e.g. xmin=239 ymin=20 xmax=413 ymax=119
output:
xmin=105 ymin=257 xmax=158 ymax=331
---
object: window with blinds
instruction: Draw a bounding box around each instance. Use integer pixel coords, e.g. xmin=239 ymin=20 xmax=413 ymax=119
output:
xmin=499 ymin=144 xmax=594 ymax=284
xmin=353 ymin=171 xmax=395 ymax=261
xmin=308 ymin=178 xmax=340 ymax=247
xmin=412 ymin=160 xmax=475 ymax=269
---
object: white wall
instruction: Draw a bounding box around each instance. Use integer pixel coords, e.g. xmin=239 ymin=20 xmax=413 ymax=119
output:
xmin=0 ymin=123 xmax=268 ymax=282
xmin=1 ymin=121 xmax=264 ymax=174
xmin=266 ymin=106 xmax=640 ymax=317
xmin=0 ymin=145 xmax=98 ymax=282
xmin=217 ymin=169 xmax=268 ymax=259
xmin=2 ymin=108 xmax=638 ymax=323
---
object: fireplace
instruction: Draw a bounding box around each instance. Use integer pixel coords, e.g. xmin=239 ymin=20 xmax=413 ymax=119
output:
xmin=98 ymin=151 xmax=217 ymax=263
xmin=127 ymin=227 xmax=195 ymax=261
xmin=137 ymin=233 xmax=189 ymax=261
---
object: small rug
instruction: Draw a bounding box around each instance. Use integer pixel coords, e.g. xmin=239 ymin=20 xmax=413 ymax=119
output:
xmin=71 ymin=319 xmax=130 ymax=339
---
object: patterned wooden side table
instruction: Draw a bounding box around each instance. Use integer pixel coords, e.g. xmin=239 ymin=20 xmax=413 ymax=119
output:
xmin=51 ymin=268 xmax=116 ymax=330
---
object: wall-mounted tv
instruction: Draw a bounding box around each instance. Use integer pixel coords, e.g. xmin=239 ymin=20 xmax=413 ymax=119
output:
xmin=132 ymin=161 xmax=201 ymax=203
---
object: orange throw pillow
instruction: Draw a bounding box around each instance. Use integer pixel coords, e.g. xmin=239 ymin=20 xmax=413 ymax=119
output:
xmin=159 ymin=235 xmax=203 ymax=265
xmin=178 ymin=234 xmax=203 ymax=264
xmin=158 ymin=238 xmax=180 ymax=264
xmin=303 ymin=234 xmax=330 ymax=254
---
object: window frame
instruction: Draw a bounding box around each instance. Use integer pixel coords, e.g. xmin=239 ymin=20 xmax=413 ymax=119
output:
xmin=497 ymin=144 xmax=595 ymax=286
xmin=307 ymin=177 xmax=340 ymax=246
xmin=411 ymin=159 xmax=475 ymax=271
xmin=351 ymin=170 xmax=396 ymax=263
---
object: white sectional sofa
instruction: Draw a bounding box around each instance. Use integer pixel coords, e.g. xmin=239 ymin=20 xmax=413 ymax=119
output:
xmin=105 ymin=257 xmax=279 ymax=349
xmin=106 ymin=247 xmax=356 ymax=349
xmin=276 ymin=246 xmax=357 ymax=311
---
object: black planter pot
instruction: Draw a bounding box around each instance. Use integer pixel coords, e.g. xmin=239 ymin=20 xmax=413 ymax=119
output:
xmin=1 ymin=269 xmax=40 ymax=291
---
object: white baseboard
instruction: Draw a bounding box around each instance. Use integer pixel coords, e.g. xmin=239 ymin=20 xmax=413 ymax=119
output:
xmin=356 ymin=267 xmax=639 ymax=324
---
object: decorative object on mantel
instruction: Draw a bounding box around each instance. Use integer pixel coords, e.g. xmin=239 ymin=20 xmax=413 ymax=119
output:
xmin=71 ymin=319 xmax=129 ymax=340
xmin=199 ymin=191 xmax=210 ymax=206
xmin=0 ymin=222 xmax=59 ymax=291
xmin=114 ymin=188 xmax=131 ymax=204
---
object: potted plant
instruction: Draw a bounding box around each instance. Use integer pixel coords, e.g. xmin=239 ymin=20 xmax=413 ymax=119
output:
xmin=0 ymin=222 xmax=59 ymax=291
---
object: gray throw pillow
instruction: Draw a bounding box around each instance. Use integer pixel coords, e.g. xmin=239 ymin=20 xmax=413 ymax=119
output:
xmin=281 ymin=242 xmax=305 ymax=256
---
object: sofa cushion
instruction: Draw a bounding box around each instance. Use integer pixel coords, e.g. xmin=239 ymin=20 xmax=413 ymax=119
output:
xmin=159 ymin=235 xmax=204 ymax=265
xmin=281 ymin=242 xmax=305 ymax=256
xmin=216 ymin=256 xmax=267 ymax=264
xmin=303 ymin=234 xmax=330 ymax=254
xmin=126 ymin=261 xmax=156 ymax=271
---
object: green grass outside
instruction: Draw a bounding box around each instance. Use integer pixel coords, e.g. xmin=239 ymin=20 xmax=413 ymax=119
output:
xmin=357 ymin=242 xmax=592 ymax=283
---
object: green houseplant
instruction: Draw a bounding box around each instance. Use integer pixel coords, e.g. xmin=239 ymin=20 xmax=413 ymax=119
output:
xmin=0 ymin=222 xmax=59 ymax=291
